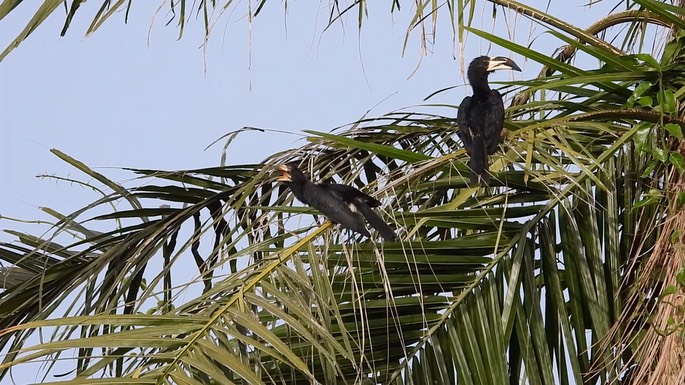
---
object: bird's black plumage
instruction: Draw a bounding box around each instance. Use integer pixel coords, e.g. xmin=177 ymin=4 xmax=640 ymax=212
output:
xmin=457 ymin=56 xmax=521 ymax=185
xmin=277 ymin=163 xmax=396 ymax=241
xmin=318 ymin=184 xmax=397 ymax=241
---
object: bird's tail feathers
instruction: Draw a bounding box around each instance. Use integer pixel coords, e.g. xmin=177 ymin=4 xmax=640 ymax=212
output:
xmin=468 ymin=138 xmax=489 ymax=186
xmin=354 ymin=200 xmax=397 ymax=241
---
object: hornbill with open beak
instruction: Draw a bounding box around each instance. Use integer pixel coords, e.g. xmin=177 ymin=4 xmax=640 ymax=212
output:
xmin=277 ymin=162 xmax=397 ymax=241
xmin=458 ymin=55 xmax=521 ymax=185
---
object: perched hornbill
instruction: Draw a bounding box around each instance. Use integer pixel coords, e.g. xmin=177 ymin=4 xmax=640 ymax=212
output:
xmin=277 ymin=162 xmax=397 ymax=241
xmin=458 ymin=56 xmax=521 ymax=185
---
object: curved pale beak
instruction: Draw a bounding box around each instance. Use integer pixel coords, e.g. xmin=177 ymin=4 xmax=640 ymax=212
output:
xmin=487 ymin=56 xmax=521 ymax=72
xmin=276 ymin=164 xmax=292 ymax=182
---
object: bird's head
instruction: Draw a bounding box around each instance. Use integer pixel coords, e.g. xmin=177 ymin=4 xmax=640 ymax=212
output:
xmin=469 ymin=56 xmax=521 ymax=74
xmin=276 ymin=162 xmax=307 ymax=183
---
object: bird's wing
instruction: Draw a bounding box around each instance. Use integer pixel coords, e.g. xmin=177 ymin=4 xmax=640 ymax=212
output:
xmin=458 ymin=95 xmax=488 ymax=184
xmin=318 ymin=183 xmax=395 ymax=240
xmin=318 ymin=183 xmax=382 ymax=207
xmin=302 ymin=184 xmax=370 ymax=237
xmin=352 ymin=198 xmax=397 ymax=241
xmin=484 ymin=90 xmax=506 ymax=154
xmin=457 ymin=96 xmax=474 ymax=154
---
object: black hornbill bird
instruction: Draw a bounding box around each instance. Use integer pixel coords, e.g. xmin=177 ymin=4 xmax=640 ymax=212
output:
xmin=277 ymin=162 xmax=397 ymax=241
xmin=458 ymin=56 xmax=521 ymax=185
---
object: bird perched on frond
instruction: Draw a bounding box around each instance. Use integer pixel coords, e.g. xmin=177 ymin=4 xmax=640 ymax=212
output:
xmin=458 ymin=55 xmax=521 ymax=185
xmin=277 ymin=162 xmax=397 ymax=241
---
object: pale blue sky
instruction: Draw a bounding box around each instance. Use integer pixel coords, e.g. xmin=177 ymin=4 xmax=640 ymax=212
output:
xmin=0 ymin=1 xmax=616 ymax=240
xmin=1 ymin=1 xmax=478 ymax=239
